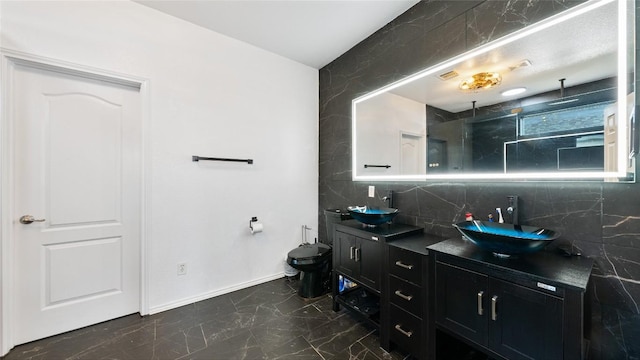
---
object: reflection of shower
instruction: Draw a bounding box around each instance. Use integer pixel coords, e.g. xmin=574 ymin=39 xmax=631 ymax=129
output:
xmin=549 ymin=78 xmax=580 ymax=106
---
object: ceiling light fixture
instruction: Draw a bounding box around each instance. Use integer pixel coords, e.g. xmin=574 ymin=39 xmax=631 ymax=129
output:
xmin=459 ymin=72 xmax=502 ymax=91
xmin=501 ymin=87 xmax=527 ymax=96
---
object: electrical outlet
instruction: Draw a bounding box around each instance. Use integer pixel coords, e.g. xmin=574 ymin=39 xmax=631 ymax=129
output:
xmin=368 ymin=185 xmax=375 ymax=197
xmin=177 ymin=263 xmax=187 ymax=276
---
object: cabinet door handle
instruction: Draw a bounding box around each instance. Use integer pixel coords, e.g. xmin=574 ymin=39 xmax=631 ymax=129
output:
xmin=477 ymin=291 xmax=484 ymax=315
xmin=350 ymin=246 xmax=355 ymax=260
xmin=394 ymin=290 xmax=413 ymax=301
xmin=491 ymin=295 xmax=498 ymax=321
xmin=354 ymin=248 xmax=360 ymax=262
xmin=394 ymin=324 xmax=413 ymax=338
xmin=394 ymin=261 xmax=413 ymax=270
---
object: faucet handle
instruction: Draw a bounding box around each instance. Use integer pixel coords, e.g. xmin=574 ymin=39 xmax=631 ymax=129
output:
xmin=506 ymin=195 xmax=519 ymax=225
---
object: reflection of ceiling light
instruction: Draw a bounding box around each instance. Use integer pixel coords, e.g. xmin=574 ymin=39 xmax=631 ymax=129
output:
xmin=501 ymin=87 xmax=527 ymax=96
xmin=459 ymin=72 xmax=502 ymax=91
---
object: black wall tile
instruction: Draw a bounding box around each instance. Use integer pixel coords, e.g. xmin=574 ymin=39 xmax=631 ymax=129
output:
xmin=318 ymin=0 xmax=640 ymax=358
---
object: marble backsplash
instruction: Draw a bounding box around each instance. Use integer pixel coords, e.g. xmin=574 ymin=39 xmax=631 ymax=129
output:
xmin=318 ymin=0 xmax=640 ymax=359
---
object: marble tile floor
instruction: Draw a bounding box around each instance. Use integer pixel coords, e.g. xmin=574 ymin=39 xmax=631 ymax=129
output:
xmin=2 ymin=277 xmax=412 ymax=360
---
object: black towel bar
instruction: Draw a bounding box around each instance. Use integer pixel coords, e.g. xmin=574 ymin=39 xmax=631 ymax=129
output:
xmin=192 ymin=155 xmax=253 ymax=164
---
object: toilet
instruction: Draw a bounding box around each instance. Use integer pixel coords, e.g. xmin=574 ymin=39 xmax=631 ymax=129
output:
xmin=287 ymin=243 xmax=332 ymax=298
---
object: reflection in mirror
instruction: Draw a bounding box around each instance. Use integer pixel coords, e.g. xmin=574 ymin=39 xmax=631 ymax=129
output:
xmin=352 ymin=0 xmax=635 ymax=181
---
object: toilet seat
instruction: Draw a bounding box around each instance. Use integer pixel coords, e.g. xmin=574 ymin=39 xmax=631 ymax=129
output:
xmin=287 ymin=243 xmax=331 ymax=266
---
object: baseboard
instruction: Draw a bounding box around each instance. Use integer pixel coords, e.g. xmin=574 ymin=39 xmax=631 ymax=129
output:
xmin=148 ymin=272 xmax=285 ymax=315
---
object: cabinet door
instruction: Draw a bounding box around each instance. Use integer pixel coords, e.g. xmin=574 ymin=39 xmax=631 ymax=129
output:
xmin=358 ymin=237 xmax=381 ymax=291
xmin=489 ymin=278 xmax=563 ymax=360
xmin=335 ymin=231 xmax=356 ymax=278
xmin=435 ymin=262 xmax=488 ymax=346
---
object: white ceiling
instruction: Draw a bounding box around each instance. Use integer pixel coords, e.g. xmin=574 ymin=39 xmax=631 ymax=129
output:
xmin=134 ymin=0 xmax=420 ymax=69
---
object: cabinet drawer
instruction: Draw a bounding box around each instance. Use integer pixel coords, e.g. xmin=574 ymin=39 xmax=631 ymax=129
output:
xmin=388 ymin=246 xmax=423 ymax=285
xmin=389 ymin=275 xmax=422 ymax=317
xmin=389 ymin=304 xmax=422 ymax=356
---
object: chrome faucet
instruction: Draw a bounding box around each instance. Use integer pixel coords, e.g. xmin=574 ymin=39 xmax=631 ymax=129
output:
xmin=506 ymin=195 xmax=519 ymax=225
xmin=382 ymin=190 xmax=394 ymax=208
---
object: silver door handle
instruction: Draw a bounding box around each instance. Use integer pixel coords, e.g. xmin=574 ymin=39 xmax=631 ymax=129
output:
xmin=19 ymin=215 xmax=46 ymax=224
xmin=394 ymin=290 xmax=413 ymax=301
xmin=477 ymin=291 xmax=484 ymax=315
xmin=394 ymin=324 xmax=413 ymax=338
xmin=491 ymin=295 xmax=498 ymax=321
xmin=394 ymin=261 xmax=413 ymax=270
xmin=354 ymin=248 xmax=360 ymax=262
xmin=350 ymin=246 xmax=355 ymax=260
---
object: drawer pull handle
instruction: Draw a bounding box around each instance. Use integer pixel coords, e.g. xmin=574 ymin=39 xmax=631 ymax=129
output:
xmin=491 ymin=295 xmax=498 ymax=321
xmin=394 ymin=324 xmax=413 ymax=338
xmin=395 ymin=261 xmax=413 ymax=270
xmin=477 ymin=291 xmax=484 ymax=315
xmin=394 ymin=290 xmax=413 ymax=301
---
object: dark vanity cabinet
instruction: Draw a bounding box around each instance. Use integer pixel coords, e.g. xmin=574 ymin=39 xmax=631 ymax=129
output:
xmin=334 ymin=230 xmax=382 ymax=290
xmin=332 ymin=221 xmax=424 ymax=328
xmin=429 ymin=239 xmax=593 ymax=360
xmin=333 ymin=224 xmax=593 ymax=360
xmin=383 ymin=240 xmax=432 ymax=359
xmin=436 ymin=262 xmax=563 ymax=359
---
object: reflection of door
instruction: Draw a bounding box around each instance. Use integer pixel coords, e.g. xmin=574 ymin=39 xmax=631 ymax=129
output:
xmin=400 ymin=132 xmax=425 ymax=174
xmin=11 ymin=61 xmax=142 ymax=345
xmin=604 ymin=103 xmax=617 ymax=175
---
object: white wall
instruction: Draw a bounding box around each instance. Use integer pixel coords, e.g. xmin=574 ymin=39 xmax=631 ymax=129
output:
xmin=1 ymin=1 xmax=318 ymax=313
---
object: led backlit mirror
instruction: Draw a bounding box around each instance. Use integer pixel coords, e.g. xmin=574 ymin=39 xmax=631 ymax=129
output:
xmin=353 ymin=0 xmax=635 ymax=181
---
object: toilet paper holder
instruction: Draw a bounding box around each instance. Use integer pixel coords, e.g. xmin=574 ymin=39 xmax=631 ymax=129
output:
xmin=249 ymin=217 xmax=263 ymax=234
xmin=249 ymin=217 xmax=258 ymax=231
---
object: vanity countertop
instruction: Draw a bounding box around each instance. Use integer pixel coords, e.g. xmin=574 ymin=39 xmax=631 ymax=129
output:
xmin=337 ymin=220 xmax=424 ymax=240
xmin=428 ymin=237 xmax=593 ymax=292
xmin=386 ymin=233 xmax=445 ymax=256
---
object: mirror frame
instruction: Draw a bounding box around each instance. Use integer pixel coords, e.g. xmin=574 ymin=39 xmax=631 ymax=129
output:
xmin=352 ymin=0 xmax=634 ymax=182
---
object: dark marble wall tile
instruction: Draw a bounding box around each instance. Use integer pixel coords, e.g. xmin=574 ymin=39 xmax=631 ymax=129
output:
xmin=466 ymin=0 xmax=585 ymax=48
xmin=589 ymin=304 xmax=640 ymax=360
xmin=590 ymin=266 xmax=640 ymax=314
xmin=603 ymin=182 xmax=640 ymax=249
xmin=318 ymin=1 xmax=639 ymax=358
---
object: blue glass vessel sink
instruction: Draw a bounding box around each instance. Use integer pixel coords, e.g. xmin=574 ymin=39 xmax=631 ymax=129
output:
xmin=347 ymin=206 xmax=399 ymax=226
xmin=453 ymin=220 xmax=559 ymax=257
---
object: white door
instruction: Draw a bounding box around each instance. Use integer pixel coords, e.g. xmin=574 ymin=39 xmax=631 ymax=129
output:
xmin=400 ymin=132 xmax=425 ymax=174
xmin=11 ymin=62 xmax=142 ymax=345
xmin=604 ymin=103 xmax=618 ymax=180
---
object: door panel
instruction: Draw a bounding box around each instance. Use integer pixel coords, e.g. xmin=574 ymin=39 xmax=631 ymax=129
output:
xmin=46 ymin=237 xmax=122 ymax=305
xmin=12 ymin=63 xmax=141 ymax=345
xmin=335 ymin=231 xmax=356 ymax=278
xmin=358 ymin=238 xmax=381 ymax=291
xmin=48 ymin=93 xmax=122 ymax=226
xmin=435 ymin=262 xmax=488 ymax=346
xmin=489 ymin=278 xmax=563 ymax=360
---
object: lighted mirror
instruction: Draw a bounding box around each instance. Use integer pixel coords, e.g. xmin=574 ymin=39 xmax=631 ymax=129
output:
xmin=353 ymin=0 xmax=635 ymax=181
